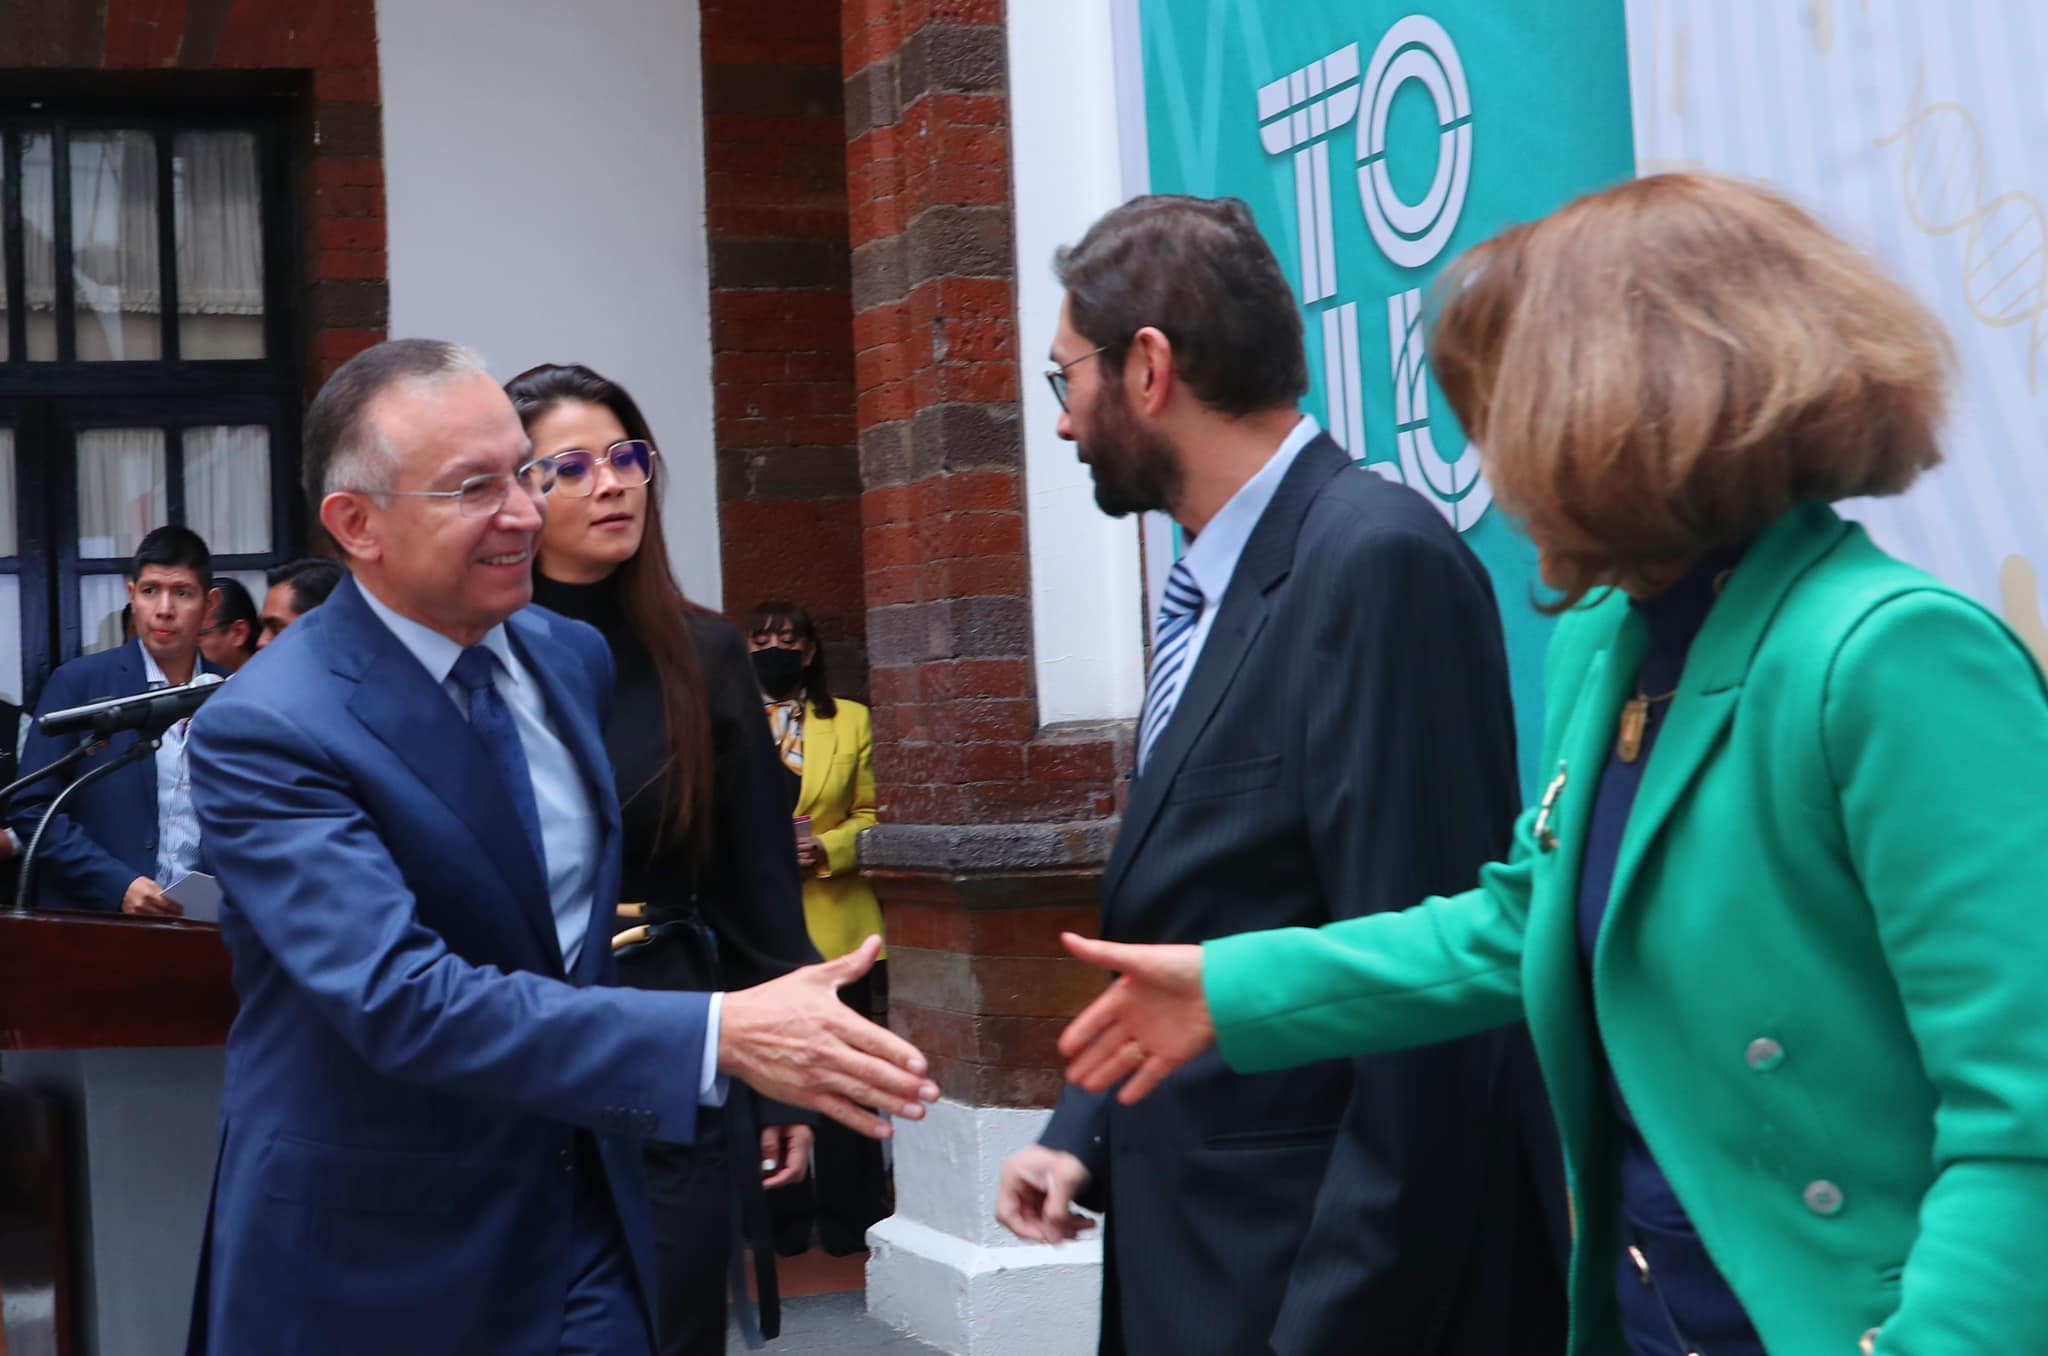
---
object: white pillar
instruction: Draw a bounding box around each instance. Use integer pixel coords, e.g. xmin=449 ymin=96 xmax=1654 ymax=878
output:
xmin=865 ymin=1099 xmax=1101 ymax=1356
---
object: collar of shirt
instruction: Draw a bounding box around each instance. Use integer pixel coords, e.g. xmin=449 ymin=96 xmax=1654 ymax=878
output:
xmin=1175 ymin=414 xmax=1322 ymax=607
xmin=356 ymin=585 xmax=520 ymax=697
xmin=138 ymin=642 xmax=224 ymax=692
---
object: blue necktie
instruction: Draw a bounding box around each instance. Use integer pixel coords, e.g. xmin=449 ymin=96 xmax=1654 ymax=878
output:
xmin=1137 ymin=559 xmax=1204 ymax=773
xmin=449 ymin=646 xmax=547 ymax=875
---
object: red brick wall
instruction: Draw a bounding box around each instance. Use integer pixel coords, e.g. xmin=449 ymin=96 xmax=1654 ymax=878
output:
xmin=2 ymin=0 xmax=388 ymax=395
xmin=841 ymin=0 xmax=1128 ymax=827
xmin=700 ymin=0 xmax=867 ymax=687
xmin=840 ymin=1 xmax=1129 ymax=1111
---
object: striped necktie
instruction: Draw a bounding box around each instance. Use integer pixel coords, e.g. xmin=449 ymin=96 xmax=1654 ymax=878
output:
xmin=1137 ymin=559 xmax=1204 ymax=773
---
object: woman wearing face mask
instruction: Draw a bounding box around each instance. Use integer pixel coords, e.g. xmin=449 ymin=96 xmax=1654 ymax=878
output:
xmin=507 ymin=362 xmax=820 ymax=1356
xmin=745 ymin=602 xmax=890 ymax=1256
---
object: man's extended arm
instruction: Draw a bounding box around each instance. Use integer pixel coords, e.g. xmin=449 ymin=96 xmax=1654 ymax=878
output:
xmin=190 ymin=695 xmax=934 ymax=1142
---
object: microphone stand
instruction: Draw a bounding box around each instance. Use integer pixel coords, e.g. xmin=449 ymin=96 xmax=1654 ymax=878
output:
xmin=11 ymin=721 xmax=176 ymax=915
xmin=0 ymin=738 xmax=107 ymax=821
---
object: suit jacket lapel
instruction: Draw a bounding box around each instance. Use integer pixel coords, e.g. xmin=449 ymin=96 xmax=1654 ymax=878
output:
xmin=113 ymin=642 xmax=159 ymax=819
xmin=795 ymin=703 xmax=835 ymax=819
xmin=1103 ymin=435 xmax=1353 ymax=906
xmin=324 ymin=580 xmax=560 ymax=969
xmin=1518 ymin=618 xmax=1638 ymax=1158
xmin=506 ymin=609 xmax=627 ymax=988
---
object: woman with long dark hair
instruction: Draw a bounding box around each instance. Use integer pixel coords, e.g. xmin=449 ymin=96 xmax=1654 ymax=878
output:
xmin=507 ymin=362 xmax=819 ymax=1355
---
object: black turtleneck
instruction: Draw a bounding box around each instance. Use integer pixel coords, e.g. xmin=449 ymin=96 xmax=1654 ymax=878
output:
xmin=531 ymin=570 xmax=819 ymax=987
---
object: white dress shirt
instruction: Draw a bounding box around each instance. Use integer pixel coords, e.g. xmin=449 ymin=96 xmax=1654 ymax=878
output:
xmin=139 ymin=645 xmax=224 ymax=886
xmin=1173 ymin=414 xmax=1323 ymax=678
xmin=357 ymin=588 xmax=724 ymax=1101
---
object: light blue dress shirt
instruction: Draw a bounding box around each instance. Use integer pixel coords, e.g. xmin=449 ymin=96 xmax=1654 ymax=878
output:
xmin=1173 ymin=414 xmax=1322 ymax=677
xmin=139 ymin=645 xmax=224 ymax=886
xmin=357 ymin=587 xmax=724 ymax=1101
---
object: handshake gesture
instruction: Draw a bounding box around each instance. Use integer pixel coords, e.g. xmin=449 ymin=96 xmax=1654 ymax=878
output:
xmin=720 ymin=935 xmax=939 ymax=1138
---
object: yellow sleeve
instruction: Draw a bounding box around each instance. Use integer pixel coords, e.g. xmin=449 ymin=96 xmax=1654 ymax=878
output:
xmin=814 ymin=705 xmax=877 ymax=879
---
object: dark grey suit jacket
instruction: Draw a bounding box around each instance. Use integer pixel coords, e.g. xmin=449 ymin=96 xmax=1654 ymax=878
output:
xmin=1042 ymin=434 xmax=1568 ymax=1356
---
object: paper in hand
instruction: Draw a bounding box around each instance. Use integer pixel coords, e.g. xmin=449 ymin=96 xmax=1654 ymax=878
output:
xmin=162 ymin=871 xmax=223 ymax=923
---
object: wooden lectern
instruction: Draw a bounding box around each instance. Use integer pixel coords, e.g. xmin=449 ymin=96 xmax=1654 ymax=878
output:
xmin=0 ymin=912 xmax=237 ymax=1356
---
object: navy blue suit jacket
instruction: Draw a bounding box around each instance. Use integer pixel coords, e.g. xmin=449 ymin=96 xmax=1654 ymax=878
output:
xmin=13 ymin=640 xmax=225 ymax=912
xmin=1041 ymin=437 xmax=1567 ymax=1355
xmin=183 ymin=577 xmax=712 ymax=1355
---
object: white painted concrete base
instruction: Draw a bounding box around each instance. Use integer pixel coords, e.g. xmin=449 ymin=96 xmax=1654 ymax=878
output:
xmin=865 ymin=1099 xmax=1102 ymax=1356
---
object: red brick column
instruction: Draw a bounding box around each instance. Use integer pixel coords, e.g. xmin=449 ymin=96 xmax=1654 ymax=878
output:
xmin=841 ymin=0 xmax=1129 ymax=1111
xmin=4 ymin=0 xmax=389 ymax=396
xmin=700 ymin=0 xmax=867 ymax=686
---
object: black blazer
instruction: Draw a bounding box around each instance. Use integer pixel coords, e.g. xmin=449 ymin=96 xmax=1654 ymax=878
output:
xmin=1042 ymin=435 xmax=1567 ymax=1355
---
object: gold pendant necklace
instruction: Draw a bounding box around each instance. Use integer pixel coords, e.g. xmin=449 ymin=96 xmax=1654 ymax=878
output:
xmin=1617 ymin=687 xmax=1678 ymax=764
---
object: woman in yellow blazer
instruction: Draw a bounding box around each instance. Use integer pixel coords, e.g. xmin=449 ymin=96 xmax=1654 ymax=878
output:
xmin=747 ymin=602 xmax=889 ymax=1255
xmin=1051 ymin=175 xmax=2048 ymax=1356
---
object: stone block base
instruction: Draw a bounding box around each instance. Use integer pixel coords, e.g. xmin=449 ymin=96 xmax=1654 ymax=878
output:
xmin=863 ymin=1098 xmax=1101 ymax=1355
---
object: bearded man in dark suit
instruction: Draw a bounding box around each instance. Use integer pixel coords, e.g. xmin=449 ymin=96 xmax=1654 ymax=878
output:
xmin=996 ymin=196 xmax=1567 ymax=1356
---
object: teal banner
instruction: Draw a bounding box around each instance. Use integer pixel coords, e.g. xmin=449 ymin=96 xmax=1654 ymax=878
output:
xmin=1139 ymin=2 xmax=1635 ymax=792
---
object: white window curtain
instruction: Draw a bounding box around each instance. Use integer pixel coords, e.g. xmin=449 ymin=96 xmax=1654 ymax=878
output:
xmin=0 ymin=427 xmax=16 ymax=557
xmin=76 ymin=428 xmax=167 ymax=558
xmin=21 ymin=133 xmax=55 ymax=311
xmin=18 ymin=131 xmax=263 ymax=318
xmin=68 ymin=132 xmax=161 ymax=319
xmin=175 ymin=132 xmax=265 ymax=317
xmin=184 ymin=425 xmax=272 ymax=555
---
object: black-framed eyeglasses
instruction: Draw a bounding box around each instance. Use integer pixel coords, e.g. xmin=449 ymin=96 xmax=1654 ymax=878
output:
xmin=1045 ymin=344 xmax=1115 ymax=412
xmin=552 ymin=440 xmax=658 ymax=497
xmin=378 ymin=456 xmax=559 ymax=518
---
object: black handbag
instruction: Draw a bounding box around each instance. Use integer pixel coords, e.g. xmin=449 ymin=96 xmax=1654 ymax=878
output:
xmin=613 ymin=912 xmax=724 ymax=994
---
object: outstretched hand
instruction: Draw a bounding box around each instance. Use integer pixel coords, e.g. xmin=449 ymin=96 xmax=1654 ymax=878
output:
xmin=720 ymin=935 xmax=939 ymax=1138
xmin=1056 ymin=933 xmax=1213 ymax=1105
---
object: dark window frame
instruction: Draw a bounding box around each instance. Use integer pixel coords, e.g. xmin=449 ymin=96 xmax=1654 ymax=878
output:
xmin=0 ymin=81 xmax=304 ymax=708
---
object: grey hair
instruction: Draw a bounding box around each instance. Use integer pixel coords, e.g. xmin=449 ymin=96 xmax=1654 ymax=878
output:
xmin=302 ymin=338 xmax=490 ymax=509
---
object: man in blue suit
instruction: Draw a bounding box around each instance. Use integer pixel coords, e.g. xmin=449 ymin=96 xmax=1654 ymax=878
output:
xmin=15 ymin=525 xmax=227 ymax=913
xmin=184 ymin=339 xmax=936 ymax=1355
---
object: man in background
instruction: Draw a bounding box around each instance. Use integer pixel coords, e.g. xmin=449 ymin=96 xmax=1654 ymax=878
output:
xmin=200 ymin=579 xmax=259 ymax=673
xmin=997 ymin=197 xmax=1566 ymax=1355
xmin=257 ymin=556 xmax=345 ymax=649
xmin=14 ymin=526 xmax=226 ymax=914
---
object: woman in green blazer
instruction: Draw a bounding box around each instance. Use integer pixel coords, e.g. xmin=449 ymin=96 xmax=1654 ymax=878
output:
xmin=1051 ymin=175 xmax=2048 ymax=1356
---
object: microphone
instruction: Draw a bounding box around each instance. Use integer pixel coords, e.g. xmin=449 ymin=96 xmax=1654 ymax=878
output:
xmin=39 ymin=682 xmax=221 ymax=738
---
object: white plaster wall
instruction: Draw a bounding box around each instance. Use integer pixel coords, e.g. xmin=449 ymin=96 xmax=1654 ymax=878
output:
xmin=376 ymin=0 xmax=723 ymax=605
xmin=1007 ymin=0 xmax=1147 ymax=722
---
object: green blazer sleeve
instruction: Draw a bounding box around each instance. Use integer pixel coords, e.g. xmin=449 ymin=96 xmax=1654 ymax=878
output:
xmin=1206 ymin=801 xmax=1538 ymax=1074
xmin=1825 ymin=591 xmax=2048 ymax=1355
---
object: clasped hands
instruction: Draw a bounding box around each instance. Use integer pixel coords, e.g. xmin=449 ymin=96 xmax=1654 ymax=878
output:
xmin=719 ymin=934 xmax=938 ymax=1140
xmin=995 ymin=933 xmax=1214 ymax=1244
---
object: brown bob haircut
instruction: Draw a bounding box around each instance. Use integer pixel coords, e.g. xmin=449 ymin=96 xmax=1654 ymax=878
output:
xmin=1430 ymin=172 xmax=1954 ymax=609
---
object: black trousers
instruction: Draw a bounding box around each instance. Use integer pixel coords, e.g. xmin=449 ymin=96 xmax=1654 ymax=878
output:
xmin=643 ymin=1111 xmax=735 ymax=1356
xmin=767 ymin=966 xmax=891 ymax=1254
